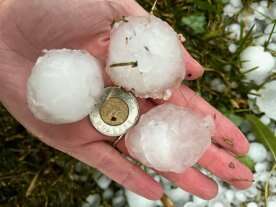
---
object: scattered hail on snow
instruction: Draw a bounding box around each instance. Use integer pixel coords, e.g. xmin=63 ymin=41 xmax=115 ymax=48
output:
xmin=106 ymin=15 xmax=185 ymax=100
xmin=125 ymin=103 xmax=214 ymax=173
xmin=27 ymin=49 xmax=104 ymax=124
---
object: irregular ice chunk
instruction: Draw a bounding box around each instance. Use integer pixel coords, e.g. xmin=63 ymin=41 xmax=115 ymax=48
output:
xmin=248 ymin=142 xmax=267 ymax=163
xmin=240 ymin=46 xmax=275 ymax=84
xmin=125 ymin=104 xmax=213 ymax=173
xmin=107 ymin=15 xmax=185 ymax=100
xmin=256 ymin=81 xmax=276 ymax=120
xmin=27 ymin=49 xmax=104 ymax=124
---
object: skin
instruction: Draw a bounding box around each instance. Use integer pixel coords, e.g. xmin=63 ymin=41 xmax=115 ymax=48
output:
xmin=0 ymin=0 xmax=253 ymax=200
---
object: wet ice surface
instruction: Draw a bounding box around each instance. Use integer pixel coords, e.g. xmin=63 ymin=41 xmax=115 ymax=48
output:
xmin=107 ymin=15 xmax=185 ymax=100
xmin=125 ymin=104 xmax=214 ymax=173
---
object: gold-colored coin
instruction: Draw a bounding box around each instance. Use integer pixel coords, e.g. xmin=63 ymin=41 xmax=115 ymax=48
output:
xmin=100 ymin=97 xmax=129 ymax=126
xmin=89 ymin=87 xmax=139 ymax=137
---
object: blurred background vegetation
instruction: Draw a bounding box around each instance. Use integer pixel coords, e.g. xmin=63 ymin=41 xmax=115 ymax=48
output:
xmin=0 ymin=0 xmax=274 ymax=206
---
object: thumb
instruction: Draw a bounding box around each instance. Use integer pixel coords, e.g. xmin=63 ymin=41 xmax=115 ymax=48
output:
xmin=119 ymin=0 xmax=148 ymax=16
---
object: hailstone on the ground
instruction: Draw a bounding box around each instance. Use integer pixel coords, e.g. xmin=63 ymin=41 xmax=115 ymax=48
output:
xmin=27 ymin=49 xmax=104 ymax=124
xmin=240 ymin=46 xmax=275 ymax=84
xmin=256 ymin=81 xmax=276 ymax=120
xmin=125 ymin=104 xmax=214 ymax=173
xmin=106 ymin=15 xmax=185 ymax=100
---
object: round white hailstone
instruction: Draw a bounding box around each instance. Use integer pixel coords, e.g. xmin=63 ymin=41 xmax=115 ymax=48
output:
xmin=230 ymin=82 xmax=238 ymax=89
xmin=260 ymin=115 xmax=271 ymax=125
xmin=269 ymin=176 xmax=276 ymax=193
xmin=112 ymin=195 xmax=125 ymax=207
xmin=213 ymin=202 xmax=225 ymax=207
xmin=245 ymin=186 xmax=258 ymax=198
xmin=240 ymin=46 xmax=275 ymax=84
xmin=247 ymin=133 xmax=256 ymax=142
xmin=256 ymin=81 xmax=276 ymax=120
xmin=210 ymin=78 xmax=225 ymax=92
xmin=254 ymin=35 xmax=269 ymax=46
xmin=268 ymin=43 xmax=276 ymax=51
xmin=125 ymin=191 xmax=155 ymax=207
xmin=264 ymin=24 xmax=276 ymax=42
xmin=269 ymin=3 xmax=276 ymax=19
xmin=230 ymin=0 xmax=242 ymax=8
xmin=86 ymin=194 xmax=101 ymax=205
xmin=248 ymin=142 xmax=267 ymax=163
xmin=224 ymin=65 xmax=232 ymax=72
xmin=107 ymin=15 xmax=185 ymax=99
xmin=192 ymin=196 xmax=208 ymax=205
xmin=256 ymin=171 xmax=270 ymax=183
xmin=247 ymin=90 xmax=258 ymax=100
xmin=268 ymin=200 xmax=276 ymax=207
xmin=228 ymin=43 xmax=237 ymax=53
xmin=260 ymin=0 xmax=268 ymax=7
xmin=224 ymin=190 xmax=234 ymax=203
xmin=183 ymin=202 xmax=198 ymax=207
xmin=125 ymin=104 xmax=214 ymax=173
xmin=265 ymin=24 xmax=276 ymax=35
xmin=167 ymin=188 xmax=190 ymax=206
xmin=254 ymin=5 xmax=269 ymax=20
xmin=27 ymin=49 xmax=104 ymax=124
xmin=235 ymin=192 xmax=247 ymax=202
xmin=223 ymin=4 xmax=240 ymax=17
xmin=247 ymin=202 xmax=258 ymax=207
xmin=103 ymin=189 xmax=114 ymax=200
xmin=96 ymin=175 xmax=112 ymax=190
xmin=226 ymin=23 xmax=241 ymax=39
xmin=254 ymin=162 xmax=269 ymax=173
xmin=250 ymin=2 xmax=258 ymax=10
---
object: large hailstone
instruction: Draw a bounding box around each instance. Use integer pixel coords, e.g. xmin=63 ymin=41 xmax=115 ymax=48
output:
xmin=240 ymin=46 xmax=275 ymax=85
xmin=125 ymin=104 xmax=214 ymax=173
xmin=107 ymin=15 xmax=185 ymax=100
xmin=27 ymin=49 xmax=104 ymax=124
xmin=256 ymin=81 xmax=276 ymax=120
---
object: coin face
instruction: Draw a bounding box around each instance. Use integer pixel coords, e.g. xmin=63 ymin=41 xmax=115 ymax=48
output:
xmin=89 ymin=87 xmax=139 ymax=137
xmin=100 ymin=97 xmax=129 ymax=126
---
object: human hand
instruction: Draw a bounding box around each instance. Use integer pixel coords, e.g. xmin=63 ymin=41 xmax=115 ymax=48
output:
xmin=0 ymin=0 xmax=253 ymax=200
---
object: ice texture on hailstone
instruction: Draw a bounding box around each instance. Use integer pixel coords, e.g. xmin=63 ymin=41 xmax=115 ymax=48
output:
xmin=125 ymin=104 xmax=214 ymax=173
xmin=240 ymin=46 xmax=275 ymax=84
xmin=256 ymin=81 xmax=276 ymax=121
xmin=27 ymin=49 xmax=104 ymax=124
xmin=107 ymin=15 xmax=185 ymax=99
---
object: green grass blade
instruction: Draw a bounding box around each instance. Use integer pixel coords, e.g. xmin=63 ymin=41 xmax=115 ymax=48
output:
xmin=246 ymin=114 xmax=276 ymax=161
xmin=237 ymin=155 xmax=255 ymax=171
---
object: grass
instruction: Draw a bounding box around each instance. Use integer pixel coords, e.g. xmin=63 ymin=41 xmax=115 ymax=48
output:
xmin=0 ymin=0 xmax=275 ymax=206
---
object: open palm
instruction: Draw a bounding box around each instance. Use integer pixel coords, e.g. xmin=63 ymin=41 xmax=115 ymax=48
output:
xmin=0 ymin=0 xmax=252 ymax=200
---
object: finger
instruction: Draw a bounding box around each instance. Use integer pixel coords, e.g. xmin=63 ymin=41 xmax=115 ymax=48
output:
xmin=182 ymin=47 xmax=204 ymax=80
xmin=199 ymin=144 xmax=253 ymax=189
xmin=3 ymin=92 xmax=164 ymax=200
xmin=157 ymin=85 xmax=249 ymax=155
xmin=161 ymin=168 xmax=218 ymax=200
xmin=69 ymin=141 xmax=163 ymax=200
xmin=117 ymin=139 xmax=218 ymax=200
